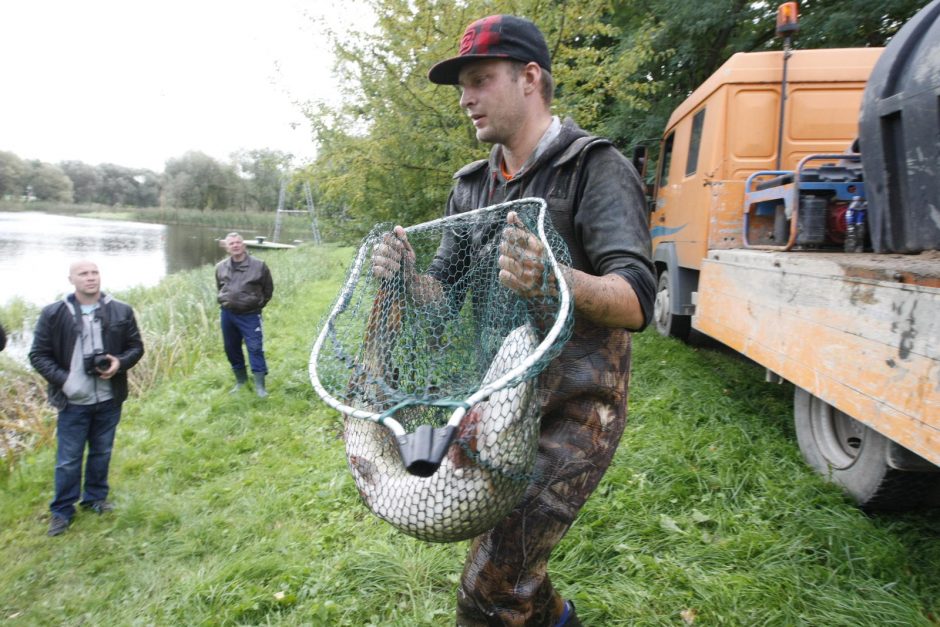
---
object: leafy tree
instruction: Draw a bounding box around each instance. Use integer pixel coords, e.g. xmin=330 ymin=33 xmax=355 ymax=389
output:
xmin=25 ymin=161 xmax=74 ymax=202
xmin=603 ymin=0 xmax=926 ymax=148
xmin=132 ymin=170 xmax=162 ymax=207
xmin=163 ymin=151 xmax=237 ymax=210
xmin=304 ymin=0 xmax=927 ymax=243
xmin=603 ymin=0 xmax=772 ymax=146
xmin=59 ymin=160 xmax=102 ymax=204
xmin=232 ymin=148 xmax=294 ymax=212
xmin=97 ymin=164 xmax=139 ymax=206
xmin=306 ymin=0 xmax=656 ymax=242
xmin=98 ymin=164 xmax=163 ymax=207
xmin=57 ymin=160 xmax=162 ymax=207
xmin=0 ymin=150 xmax=27 ymax=199
xmin=794 ymin=0 xmax=926 ymax=48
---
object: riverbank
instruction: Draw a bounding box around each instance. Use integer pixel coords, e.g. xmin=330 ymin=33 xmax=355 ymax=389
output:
xmin=1 ymin=244 xmax=937 ymax=625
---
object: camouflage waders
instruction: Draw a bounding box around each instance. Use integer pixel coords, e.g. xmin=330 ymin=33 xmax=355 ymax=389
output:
xmin=456 ymin=322 xmax=632 ymax=626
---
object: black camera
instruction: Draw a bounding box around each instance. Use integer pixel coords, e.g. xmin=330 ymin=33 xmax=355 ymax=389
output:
xmin=84 ymin=350 xmax=110 ymax=375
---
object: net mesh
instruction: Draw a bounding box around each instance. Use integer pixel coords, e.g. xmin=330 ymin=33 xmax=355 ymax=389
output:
xmin=310 ymin=198 xmax=574 ymax=542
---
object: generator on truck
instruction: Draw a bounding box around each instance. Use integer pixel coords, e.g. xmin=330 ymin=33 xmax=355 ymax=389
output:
xmin=643 ymin=1 xmax=940 ymax=510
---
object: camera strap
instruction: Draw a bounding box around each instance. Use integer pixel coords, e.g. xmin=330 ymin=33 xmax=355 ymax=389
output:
xmin=66 ymin=298 xmax=104 ymax=358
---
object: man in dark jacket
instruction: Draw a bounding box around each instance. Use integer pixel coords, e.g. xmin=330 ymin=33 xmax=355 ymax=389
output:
xmin=215 ymin=232 xmax=274 ymax=397
xmin=374 ymin=15 xmax=655 ymax=626
xmin=29 ymin=260 xmax=144 ymax=537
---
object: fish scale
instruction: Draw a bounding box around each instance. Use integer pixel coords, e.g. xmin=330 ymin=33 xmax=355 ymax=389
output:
xmin=345 ymin=326 xmax=539 ymax=542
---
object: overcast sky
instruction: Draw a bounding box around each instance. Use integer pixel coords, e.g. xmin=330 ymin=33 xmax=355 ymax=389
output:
xmin=0 ymin=1 xmax=368 ymax=172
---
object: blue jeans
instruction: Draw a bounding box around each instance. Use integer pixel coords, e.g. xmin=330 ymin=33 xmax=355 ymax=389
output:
xmin=220 ymin=308 xmax=267 ymax=374
xmin=51 ymin=399 xmax=122 ymax=520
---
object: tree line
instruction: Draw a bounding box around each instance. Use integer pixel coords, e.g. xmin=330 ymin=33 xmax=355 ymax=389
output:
xmin=1 ymin=0 xmax=923 ymax=237
xmin=302 ymin=0 xmax=924 ymax=243
xmin=0 ymin=148 xmax=297 ymax=212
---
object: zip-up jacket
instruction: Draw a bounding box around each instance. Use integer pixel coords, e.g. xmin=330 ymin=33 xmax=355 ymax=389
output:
xmin=29 ymin=293 xmax=144 ymax=410
xmin=215 ymin=255 xmax=274 ymax=314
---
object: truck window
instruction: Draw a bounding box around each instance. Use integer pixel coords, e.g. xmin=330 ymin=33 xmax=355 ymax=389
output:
xmin=685 ymin=108 xmax=706 ymax=176
xmin=658 ymin=131 xmax=675 ymax=189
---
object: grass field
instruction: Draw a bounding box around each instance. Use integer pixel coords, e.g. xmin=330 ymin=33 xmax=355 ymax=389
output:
xmin=0 ymin=244 xmax=937 ymax=626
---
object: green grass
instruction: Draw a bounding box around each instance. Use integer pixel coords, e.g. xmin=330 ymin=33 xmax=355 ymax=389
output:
xmin=1 ymin=245 xmax=937 ymax=626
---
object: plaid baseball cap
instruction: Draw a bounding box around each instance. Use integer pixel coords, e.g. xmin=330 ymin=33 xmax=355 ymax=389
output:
xmin=428 ymin=15 xmax=551 ymax=85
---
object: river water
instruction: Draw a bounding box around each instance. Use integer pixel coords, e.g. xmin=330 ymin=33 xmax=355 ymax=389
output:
xmin=0 ymin=211 xmax=237 ymax=361
xmin=0 ymin=211 xmax=232 ymax=307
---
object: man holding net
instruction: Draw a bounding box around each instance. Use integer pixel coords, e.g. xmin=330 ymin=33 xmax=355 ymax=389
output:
xmin=373 ymin=14 xmax=655 ymax=626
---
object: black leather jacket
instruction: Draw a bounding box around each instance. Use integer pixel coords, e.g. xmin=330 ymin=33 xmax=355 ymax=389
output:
xmin=29 ymin=293 xmax=144 ymax=410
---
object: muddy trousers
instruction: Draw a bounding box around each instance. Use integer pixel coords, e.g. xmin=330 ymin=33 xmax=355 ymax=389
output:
xmin=457 ymin=328 xmax=632 ymax=626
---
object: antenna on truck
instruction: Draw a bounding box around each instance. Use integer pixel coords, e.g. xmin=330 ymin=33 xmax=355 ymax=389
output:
xmin=775 ymin=2 xmax=800 ymax=170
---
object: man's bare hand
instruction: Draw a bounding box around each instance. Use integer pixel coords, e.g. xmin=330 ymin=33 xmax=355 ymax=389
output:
xmin=498 ymin=211 xmax=548 ymax=299
xmin=97 ymin=354 xmax=120 ymax=380
xmin=372 ymin=226 xmax=416 ymax=280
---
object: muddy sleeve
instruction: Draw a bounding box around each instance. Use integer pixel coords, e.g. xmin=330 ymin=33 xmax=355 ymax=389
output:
xmin=574 ymin=147 xmax=656 ymax=330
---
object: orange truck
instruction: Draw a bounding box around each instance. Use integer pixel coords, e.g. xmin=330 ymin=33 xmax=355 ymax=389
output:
xmin=644 ymin=1 xmax=939 ymax=509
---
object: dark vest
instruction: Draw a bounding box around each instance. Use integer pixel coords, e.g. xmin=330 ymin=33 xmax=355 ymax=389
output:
xmin=449 ymin=136 xmax=612 ymax=275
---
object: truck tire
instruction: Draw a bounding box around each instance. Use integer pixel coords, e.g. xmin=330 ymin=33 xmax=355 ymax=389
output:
xmin=793 ymin=387 xmax=940 ymax=511
xmin=654 ymin=270 xmax=691 ymax=340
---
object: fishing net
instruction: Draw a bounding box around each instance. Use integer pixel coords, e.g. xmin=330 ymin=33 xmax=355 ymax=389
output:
xmin=310 ymin=197 xmax=574 ymax=542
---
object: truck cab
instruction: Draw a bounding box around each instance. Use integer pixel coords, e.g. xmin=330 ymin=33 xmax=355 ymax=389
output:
xmin=650 ymin=47 xmax=881 ymax=338
xmin=645 ymin=1 xmax=940 ymax=510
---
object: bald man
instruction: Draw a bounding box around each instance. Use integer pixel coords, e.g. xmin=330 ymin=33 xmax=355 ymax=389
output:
xmin=29 ymin=260 xmax=144 ymax=537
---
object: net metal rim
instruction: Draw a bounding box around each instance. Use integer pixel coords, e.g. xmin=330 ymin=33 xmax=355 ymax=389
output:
xmin=308 ymin=197 xmax=571 ymax=436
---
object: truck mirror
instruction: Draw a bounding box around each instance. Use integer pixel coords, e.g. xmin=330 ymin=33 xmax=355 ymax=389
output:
xmin=631 ymin=145 xmax=648 ymax=178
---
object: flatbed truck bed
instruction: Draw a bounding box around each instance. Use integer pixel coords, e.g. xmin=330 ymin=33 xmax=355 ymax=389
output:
xmin=694 ymin=249 xmax=940 ymax=466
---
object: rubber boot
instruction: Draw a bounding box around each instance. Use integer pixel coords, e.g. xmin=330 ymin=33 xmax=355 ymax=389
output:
xmin=253 ymin=372 xmax=268 ymax=398
xmin=230 ymin=368 xmax=248 ymax=394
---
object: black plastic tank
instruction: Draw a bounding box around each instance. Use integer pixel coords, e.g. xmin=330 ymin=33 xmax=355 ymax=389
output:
xmin=858 ymin=0 xmax=940 ymax=253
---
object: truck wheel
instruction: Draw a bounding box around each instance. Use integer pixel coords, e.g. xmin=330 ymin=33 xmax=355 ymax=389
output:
xmin=793 ymin=387 xmax=940 ymax=511
xmin=654 ymin=270 xmax=691 ymax=340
